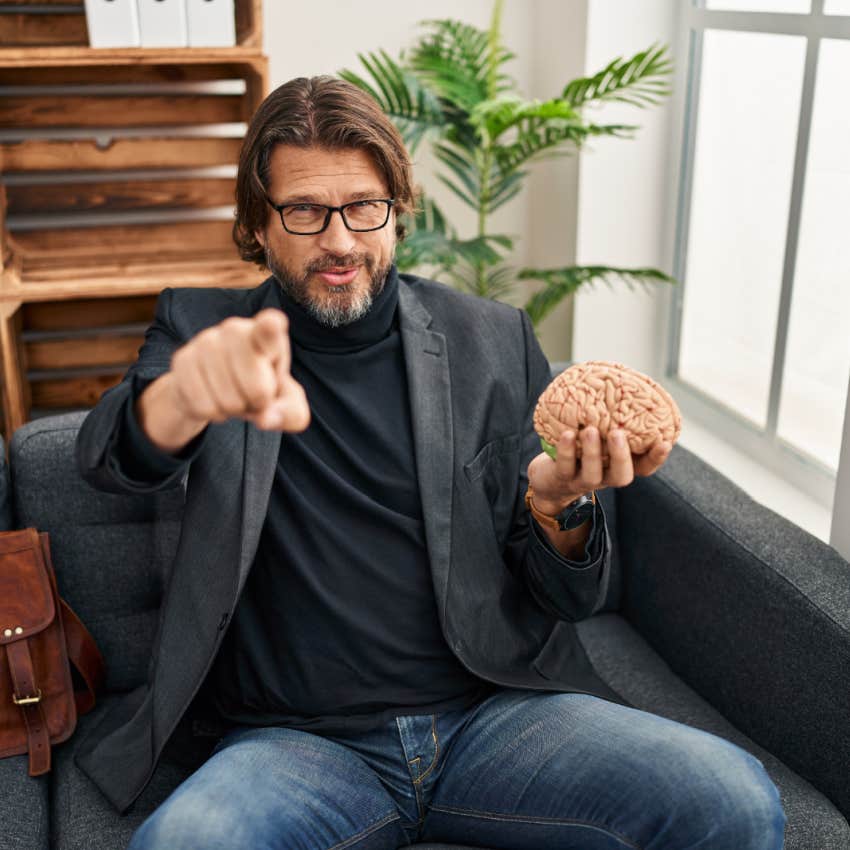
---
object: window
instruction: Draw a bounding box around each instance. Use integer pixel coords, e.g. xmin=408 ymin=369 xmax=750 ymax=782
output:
xmin=668 ymin=0 xmax=850 ymax=524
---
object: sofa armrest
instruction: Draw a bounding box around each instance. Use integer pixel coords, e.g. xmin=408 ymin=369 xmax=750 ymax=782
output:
xmin=616 ymin=444 xmax=850 ymax=819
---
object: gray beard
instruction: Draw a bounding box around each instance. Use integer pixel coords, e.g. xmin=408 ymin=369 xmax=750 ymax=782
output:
xmin=265 ymin=248 xmax=390 ymax=328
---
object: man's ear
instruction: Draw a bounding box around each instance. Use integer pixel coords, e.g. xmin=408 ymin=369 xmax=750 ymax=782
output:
xmin=255 ymin=228 xmax=266 ymax=249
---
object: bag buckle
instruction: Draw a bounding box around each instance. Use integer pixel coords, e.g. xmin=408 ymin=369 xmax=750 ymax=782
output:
xmin=13 ymin=688 xmax=42 ymax=706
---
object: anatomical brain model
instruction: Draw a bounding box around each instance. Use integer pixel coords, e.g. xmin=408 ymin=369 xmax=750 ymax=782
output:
xmin=533 ymin=361 xmax=682 ymax=464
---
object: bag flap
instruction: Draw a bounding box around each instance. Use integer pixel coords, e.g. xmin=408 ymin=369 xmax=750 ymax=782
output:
xmin=0 ymin=528 xmax=55 ymax=642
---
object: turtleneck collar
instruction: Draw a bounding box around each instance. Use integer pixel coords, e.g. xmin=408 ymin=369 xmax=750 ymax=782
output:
xmin=275 ymin=264 xmax=400 ymax=353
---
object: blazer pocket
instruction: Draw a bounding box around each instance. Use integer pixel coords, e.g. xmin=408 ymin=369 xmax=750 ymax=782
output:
xmin=463 ymin=433 xmax=521 ymax=483
xmin=463 ymin=433 xmax=521 ymax=549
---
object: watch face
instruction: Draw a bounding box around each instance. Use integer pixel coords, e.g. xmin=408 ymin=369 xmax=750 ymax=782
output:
xmin=557 ymin=497 xmax=595 ymax=531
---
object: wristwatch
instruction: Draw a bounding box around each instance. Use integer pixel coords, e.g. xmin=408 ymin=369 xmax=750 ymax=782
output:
xmin=525 ymin=486 xmax=596 ymax=532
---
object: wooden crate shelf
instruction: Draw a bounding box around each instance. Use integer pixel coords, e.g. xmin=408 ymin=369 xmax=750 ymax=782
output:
xmin=0 ymin=0 xmax=262 ymax=52
xmin=0 ymin=0 xmax=269 ymax=440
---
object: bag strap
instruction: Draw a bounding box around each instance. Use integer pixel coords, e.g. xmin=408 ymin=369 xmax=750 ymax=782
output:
xmin=37 ymin=534 xmax=105 ymax=716
xmin=59 ymin=599 xmax=105 ymax=715
xmin=5 ymin=638 xmax=51 ymax=775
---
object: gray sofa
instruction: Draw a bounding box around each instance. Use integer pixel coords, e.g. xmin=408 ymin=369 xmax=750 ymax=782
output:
xmin=2 ymin=410 xmax=849 ymax=850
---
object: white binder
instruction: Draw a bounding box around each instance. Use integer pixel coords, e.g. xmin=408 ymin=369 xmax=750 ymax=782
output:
xmin=186 ymin=0 xmax=236 ymax=47
xmin=137 ymin=0 xmax=188 ymax=48
xmin=83 ymin=0 xmax=141 ymax=48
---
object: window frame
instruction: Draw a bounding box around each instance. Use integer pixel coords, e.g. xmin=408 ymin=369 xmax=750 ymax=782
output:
xmin=665 ymin=0 xmax=850 ymax=518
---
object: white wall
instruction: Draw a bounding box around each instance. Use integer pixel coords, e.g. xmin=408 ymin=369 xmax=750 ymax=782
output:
xmin=573 ymin=0 xmax=679 ymax=378
xmin=526 ymin=0 xmax=588 ymax=361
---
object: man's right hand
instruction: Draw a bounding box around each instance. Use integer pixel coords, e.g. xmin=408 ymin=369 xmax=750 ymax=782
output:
xmin=136 ymin=308 xmax=311 ymax=455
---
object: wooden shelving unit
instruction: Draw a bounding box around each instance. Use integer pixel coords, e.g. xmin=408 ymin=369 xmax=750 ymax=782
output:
xmin=0 ymin=0 xmax=268 ymax=439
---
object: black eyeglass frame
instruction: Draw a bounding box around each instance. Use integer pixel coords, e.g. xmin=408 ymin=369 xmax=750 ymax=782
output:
xmin=266 ymin=198 xmax=395 ymax=235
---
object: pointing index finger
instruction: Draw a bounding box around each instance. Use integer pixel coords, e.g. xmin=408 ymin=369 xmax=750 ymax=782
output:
xmin=251 ymin=309 xmax=290 ymax=365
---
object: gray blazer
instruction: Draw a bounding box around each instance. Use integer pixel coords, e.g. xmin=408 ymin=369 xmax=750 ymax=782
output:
xmin=74 ymin=273 xmax=622 ymax=814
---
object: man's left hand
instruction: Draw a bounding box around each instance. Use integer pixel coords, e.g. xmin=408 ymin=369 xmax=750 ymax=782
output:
xmin=527 ymin=426 xmax=672 ymax=516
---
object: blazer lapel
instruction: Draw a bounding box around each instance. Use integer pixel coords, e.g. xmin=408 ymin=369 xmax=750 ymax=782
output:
xmin=398 ymin=283 xmax=454 ymax=610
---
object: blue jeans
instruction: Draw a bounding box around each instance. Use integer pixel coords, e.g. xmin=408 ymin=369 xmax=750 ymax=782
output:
xmin=128 ymin=689 xmax=785 ymax=850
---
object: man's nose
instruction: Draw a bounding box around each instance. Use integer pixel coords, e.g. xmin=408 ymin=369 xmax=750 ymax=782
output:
xmin=316 ymin=209 xmax=356 ymax=255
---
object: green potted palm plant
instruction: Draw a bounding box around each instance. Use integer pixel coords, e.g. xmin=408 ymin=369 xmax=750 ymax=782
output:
xmin=339 ymin=0 xmax=676 ymax=332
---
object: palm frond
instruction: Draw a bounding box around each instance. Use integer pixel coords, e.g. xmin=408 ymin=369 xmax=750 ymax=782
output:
xmin=446 ymin=260 xmax=515 ymax=300
xmin=494 ymin=121 xmax=637 ymax=174
xmin=396 ymin=229 xmax=455 ymax=271
xmin=339 ymin=50 xmax=445 ymax=152
xmin=453 ymin=234 xmax=512 ymax=268
xmin=470 ymin=94 xmax=580 ymax=143
xmin=408 ymin=18 xmax=514 ymax=113
xmin=395 ymin=195 xmax=456 ymax=271
xmin=434 ymin=142 xmax=481 ymax=201
xmin=520 ymin=265 xmax=677 ymax=325
xmin=487 ymin=168 xmax=525 ymax=211
xmin=562 ymin=43 xmax=673 ymax=110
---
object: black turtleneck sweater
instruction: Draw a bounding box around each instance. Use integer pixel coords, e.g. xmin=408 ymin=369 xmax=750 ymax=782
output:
xmin=122 ymin=268 xmax=489 ymax=734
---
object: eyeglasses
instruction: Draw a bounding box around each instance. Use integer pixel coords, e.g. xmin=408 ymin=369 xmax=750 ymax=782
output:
xmin=267 ymin=198 xmax=395 ymax=235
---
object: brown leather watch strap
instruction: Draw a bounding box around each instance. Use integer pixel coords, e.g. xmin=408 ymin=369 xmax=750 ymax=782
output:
xmin=525 ymin=486 xmax=596 ymax=532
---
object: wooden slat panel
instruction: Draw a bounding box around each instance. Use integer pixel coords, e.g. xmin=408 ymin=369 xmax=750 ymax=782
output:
xmin=11 ymin=220 xmax=236 ymax=263
xmin=9 ymin=256 xmax=264 ymax=300
xmin=0 ymin=1 xmax=83 ymax=7
xmin=0 ymin=61 xmax=257 ymax=86
xmin=0 ymin=94 xmax=245 ymax=128
xmin=22 ymin=295 xmax=157 ymax=331
xmin=7 ymin=176 xmax=235 ymax=214
xmin=0 ymin=13 xmax=87 ymax=46
xmin=1 ymin=137 xmax=243 ymax=172
xmin=25 ymin=333 xmax=143 ymax=370
xmin=29 ymin=371 xmax=123 ymax=408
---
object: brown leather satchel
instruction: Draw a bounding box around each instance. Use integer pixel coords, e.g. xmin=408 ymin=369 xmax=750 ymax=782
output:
xmin=0 ymin=528 xmax=105 ymax=775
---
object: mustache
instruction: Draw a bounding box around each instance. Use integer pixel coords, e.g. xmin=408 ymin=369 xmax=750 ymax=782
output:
xmin=306 ymin=252 xmax=373 ymax=274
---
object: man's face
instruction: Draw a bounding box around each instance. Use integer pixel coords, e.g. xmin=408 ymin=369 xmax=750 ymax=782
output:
xmin=256 ymin=145 xmax=396 ymax=327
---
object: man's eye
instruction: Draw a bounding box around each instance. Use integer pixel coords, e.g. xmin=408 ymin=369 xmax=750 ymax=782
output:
xmin=351 ymin=200 xmax=378 ymax=208
xmin=292 ymin=204 xmax=320 ymax=212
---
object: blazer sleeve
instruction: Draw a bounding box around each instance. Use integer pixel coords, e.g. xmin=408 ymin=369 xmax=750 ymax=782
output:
xmin=502 ymin=309 xmax=612 ymax=622
xmin=75 ymin=287 xmax=207 ymax=495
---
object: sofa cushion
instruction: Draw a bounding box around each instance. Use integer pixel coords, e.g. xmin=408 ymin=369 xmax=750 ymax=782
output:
xmin=1 ymin=753 xmax=49 ymax=850
xmin=51 ymin=695 xmax=193 ymax=850
xmin=576 ymin=612 xmax=850 ymax=850
xmin=10 ymin=413 xmax=185 ymax=693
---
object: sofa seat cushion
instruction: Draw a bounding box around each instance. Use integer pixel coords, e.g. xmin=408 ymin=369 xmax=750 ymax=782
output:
xmin=576 ymin=613 xmax=850 ymax=850
xmin=1 ymin=753 xmax=49 ymax=850
xmin=51 ymin=695 xmax=195 ymax=850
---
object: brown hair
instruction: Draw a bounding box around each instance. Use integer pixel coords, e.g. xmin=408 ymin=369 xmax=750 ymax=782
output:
xmin=233 ymin=75 xmax=416 ymax=266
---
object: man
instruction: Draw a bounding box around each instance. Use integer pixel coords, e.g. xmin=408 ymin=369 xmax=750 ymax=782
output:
xmin=75 ymin=76 xmax=785 ymax=849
